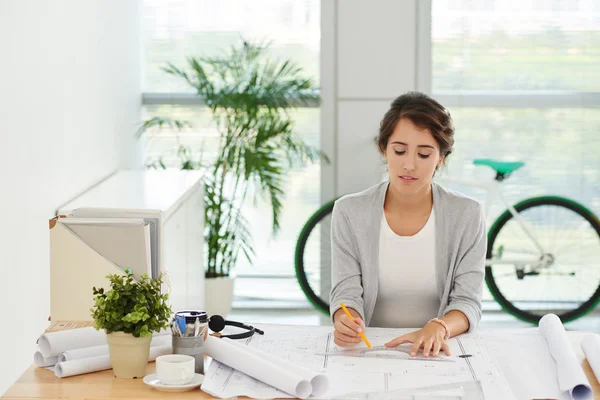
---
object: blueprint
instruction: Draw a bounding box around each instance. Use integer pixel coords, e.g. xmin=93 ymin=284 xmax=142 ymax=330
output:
xmin=201 ymin=324 xmax=517 ymax=399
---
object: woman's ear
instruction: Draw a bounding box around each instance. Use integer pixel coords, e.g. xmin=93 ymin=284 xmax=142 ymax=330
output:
xmin=437 ymin=155 xmax=445 ymax=170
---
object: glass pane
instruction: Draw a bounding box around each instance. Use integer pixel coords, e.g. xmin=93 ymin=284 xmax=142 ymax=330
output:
xmin=436 ymin=107 xmax=600 ymax=302
xmin=141 ymin=105 xmax=322 ymax=302
xmin=142 ymin=0 xmax=320 ymax=92
xmin=432 ymin=0 xmax=600 ymax=91
xmin=439 ymin=107 xmax=600 ymax=221
xmin=140 ymin=105 xmax=220 ymax=167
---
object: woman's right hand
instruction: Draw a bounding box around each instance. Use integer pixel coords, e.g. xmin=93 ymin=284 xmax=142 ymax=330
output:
xmin=333 ymin=310 xmax=366 ymax=347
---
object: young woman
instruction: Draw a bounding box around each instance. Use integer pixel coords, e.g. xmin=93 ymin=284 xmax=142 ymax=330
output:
xmin=330 ymin=91 xmax=486 ymax=358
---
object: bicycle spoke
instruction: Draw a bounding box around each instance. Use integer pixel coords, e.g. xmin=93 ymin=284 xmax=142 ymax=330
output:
xmin=487 ymin=199 xmax=600 ymax=322
xmin=555 ymin=220 xmax=591 ymax=253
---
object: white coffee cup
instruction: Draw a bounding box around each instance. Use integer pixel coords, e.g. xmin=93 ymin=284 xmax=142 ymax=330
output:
xmin=155 ymin=354 xmax=195 ymax=385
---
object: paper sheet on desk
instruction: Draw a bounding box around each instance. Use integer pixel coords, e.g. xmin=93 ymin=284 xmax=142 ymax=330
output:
xmin=201 ymin=323 xmax=516 ymax=399
xmin=477 ymin=317 xmax=592 ymax=400
xmin=474 ymin=328 xmax=560 ymax=400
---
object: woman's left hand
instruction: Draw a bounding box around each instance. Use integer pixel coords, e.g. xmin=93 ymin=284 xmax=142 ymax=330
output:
xmin=384 ymin=321 xmax=451 ymax=357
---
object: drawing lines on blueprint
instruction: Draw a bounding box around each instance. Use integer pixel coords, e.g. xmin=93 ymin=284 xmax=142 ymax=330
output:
xmin=456 ymin=337 xmax=484 ymax=397
xmin=324 ymin=331 xmax=332 ymax=369
xmin=202 ymin=324 xmax=516 ymax=399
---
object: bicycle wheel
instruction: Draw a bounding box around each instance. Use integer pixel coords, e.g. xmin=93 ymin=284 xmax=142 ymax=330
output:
xmin=486 ymin=196 xmax=600 ymax=323
xmin=295 ymin=199 xmax=336 ymax=315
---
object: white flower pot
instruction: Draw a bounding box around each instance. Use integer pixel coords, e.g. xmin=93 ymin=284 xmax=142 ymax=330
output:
xmin=106 ymin=331 xmax=151 ymax=378
xmin=205 ymin=276 xmax=235 ymax=317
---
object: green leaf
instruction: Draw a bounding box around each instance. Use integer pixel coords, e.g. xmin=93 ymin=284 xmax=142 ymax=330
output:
xmin=90 ymin=272 xmax=172 ymax=336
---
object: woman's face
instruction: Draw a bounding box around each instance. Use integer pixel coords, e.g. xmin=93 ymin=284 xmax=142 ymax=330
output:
xmin=384 ymin=118 xmax=444 ymax=197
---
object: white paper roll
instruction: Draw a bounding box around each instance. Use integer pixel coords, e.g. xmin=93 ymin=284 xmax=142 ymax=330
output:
xmin=58 ymin=345 xmax=107 ymax=363
xmin=55 ymin=354 xmax=111 ymax=378
xmin=38 ymin=327 xmax=106 ymax=358
xmin=55 ymin=344 xmax=172 ymax=378
xmin=225 ymin=338 xmax=328 ymax=397
xmin=39 ymin=327 xmax=171 ymax=358
xmin=34 ymin=351 xmax=58 ymax=367
xmin=203 ymin=335 xmax=312 ymax=399
xmin=539 ymin=314 xmax=592 ymax=400
xmin=58 ymin=334 xmax=170 ymax=362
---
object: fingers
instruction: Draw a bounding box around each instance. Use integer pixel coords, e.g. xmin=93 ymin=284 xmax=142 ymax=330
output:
xmin=432 ymin=340 xmax=442 ymax=357
xmin=385 ymin=334 xmax=411 ymax=348
xmin=384 ymin=328 xmax=451 ymax=357
xmin=333 ymin=326 xmax=361 ymax=346
xmin=333 ymin=331 xmax=361 ymax=347
xmin=410 ymin=338 xmax=423 ymax=357
xmin=333 ymin=315 xmax=365 ymax=347
xmin=336 ymin=315 xmax=362 ymax=336
xmin=333 ymin=328 xmax=361 ymax=346
xmin=422 ymin=338 xmax=434 ymax=357
xmin=346 ymin=317 xmax=365 ymax=332
xmin=442 ymin=342 xmax=451 ymax=356
xmin=355 ymin=318 xmax=366 ymax=331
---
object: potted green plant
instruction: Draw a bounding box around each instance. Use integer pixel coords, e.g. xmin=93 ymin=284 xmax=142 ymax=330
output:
xmin=91 ymin=272 xmax=172 ymax=378
xmin=138 ymin=40 xmax=327 ymax=316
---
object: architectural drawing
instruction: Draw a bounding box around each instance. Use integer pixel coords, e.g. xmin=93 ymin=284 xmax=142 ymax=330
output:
xmin=201 ymin=324 xmax=517 ymax=399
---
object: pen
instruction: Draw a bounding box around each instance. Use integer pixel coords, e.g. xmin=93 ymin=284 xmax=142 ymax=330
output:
xmin=339 ymin=302 xmax=372 ymax=349
xmin=194 ymin=317 xmax=200 ymax=336
xmin=176 ymin=315 xmax=187 ymax=336
xmin=171 ymin=320 xmax=182 ymax=337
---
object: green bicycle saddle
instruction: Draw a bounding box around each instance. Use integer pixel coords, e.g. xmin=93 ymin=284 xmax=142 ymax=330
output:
xmin=473 ymin=159 xmax=525 ymax=174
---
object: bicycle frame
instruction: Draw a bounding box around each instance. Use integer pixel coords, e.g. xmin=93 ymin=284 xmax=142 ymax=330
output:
xmin=437 ymin=176 xmax=547 ymax=267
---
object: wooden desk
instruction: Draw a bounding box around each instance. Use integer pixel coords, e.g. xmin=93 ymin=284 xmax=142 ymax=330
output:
xmin=2 ymin=362 xmax=213 ymax=400
xmin=4 ymin=334 xmax=600 ymax=399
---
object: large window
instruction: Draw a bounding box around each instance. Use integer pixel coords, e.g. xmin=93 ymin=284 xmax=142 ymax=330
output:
xmin=432 ymin=1 xmax=600 ymax=91
xmin=142 ymin=0 xmax=321 ymax=306
xmin=430 ymin=0 xmax=600 ymax=301
xmin=430 ymin=0 xmax=600 ymax=215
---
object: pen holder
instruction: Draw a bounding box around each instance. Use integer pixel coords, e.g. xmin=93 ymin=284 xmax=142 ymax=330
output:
xmin=172 ymin=335 xmax=205 ymax=375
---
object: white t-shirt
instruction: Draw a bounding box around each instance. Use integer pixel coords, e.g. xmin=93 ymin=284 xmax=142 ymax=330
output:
xmin=369 ymin=208 xmax=440 ymax=328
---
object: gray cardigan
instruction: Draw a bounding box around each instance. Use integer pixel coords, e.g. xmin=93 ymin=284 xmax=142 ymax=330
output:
xmin=329 ymin=181 xmax=486 ymax=333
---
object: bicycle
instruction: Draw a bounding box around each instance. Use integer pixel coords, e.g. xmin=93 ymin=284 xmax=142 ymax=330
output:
xmin=294 ymin=158 xmax=600 ymax=324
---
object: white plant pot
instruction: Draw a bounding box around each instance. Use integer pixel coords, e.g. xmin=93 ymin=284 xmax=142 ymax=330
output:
xmin=205 ymin=276 xmax=235 ymax=317
xmin=106 ymin=331 xmax=151 ymax=379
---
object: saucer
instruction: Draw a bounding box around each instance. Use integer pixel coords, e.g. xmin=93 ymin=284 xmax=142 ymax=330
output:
xmin=143 ymin=373 xmax=204 ymax=392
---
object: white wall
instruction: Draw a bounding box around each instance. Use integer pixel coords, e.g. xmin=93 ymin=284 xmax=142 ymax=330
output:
xmin=0 ymin=0 xmax=141 ymax=394
xmin=321 ymin=0 xmax=419 ymax=199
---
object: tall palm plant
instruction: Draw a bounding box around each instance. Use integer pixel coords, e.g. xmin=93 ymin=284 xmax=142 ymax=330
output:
xmin=138 ymin=41 xmax=327 ymax=278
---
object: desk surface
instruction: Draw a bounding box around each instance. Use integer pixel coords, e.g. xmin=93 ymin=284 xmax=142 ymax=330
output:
xmin=4 ymin=334 xmax=600 ymax=399
xmin=3 ymin=362 xmax=213 ymax=400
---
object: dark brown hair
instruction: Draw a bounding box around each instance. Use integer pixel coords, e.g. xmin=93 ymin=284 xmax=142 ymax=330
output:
xmin=377 ymin=92 xmax=454 ymax=164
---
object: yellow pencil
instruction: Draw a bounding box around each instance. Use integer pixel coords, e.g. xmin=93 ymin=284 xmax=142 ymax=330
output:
xmin=339 ymin=302 xmax=372 ymax=349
